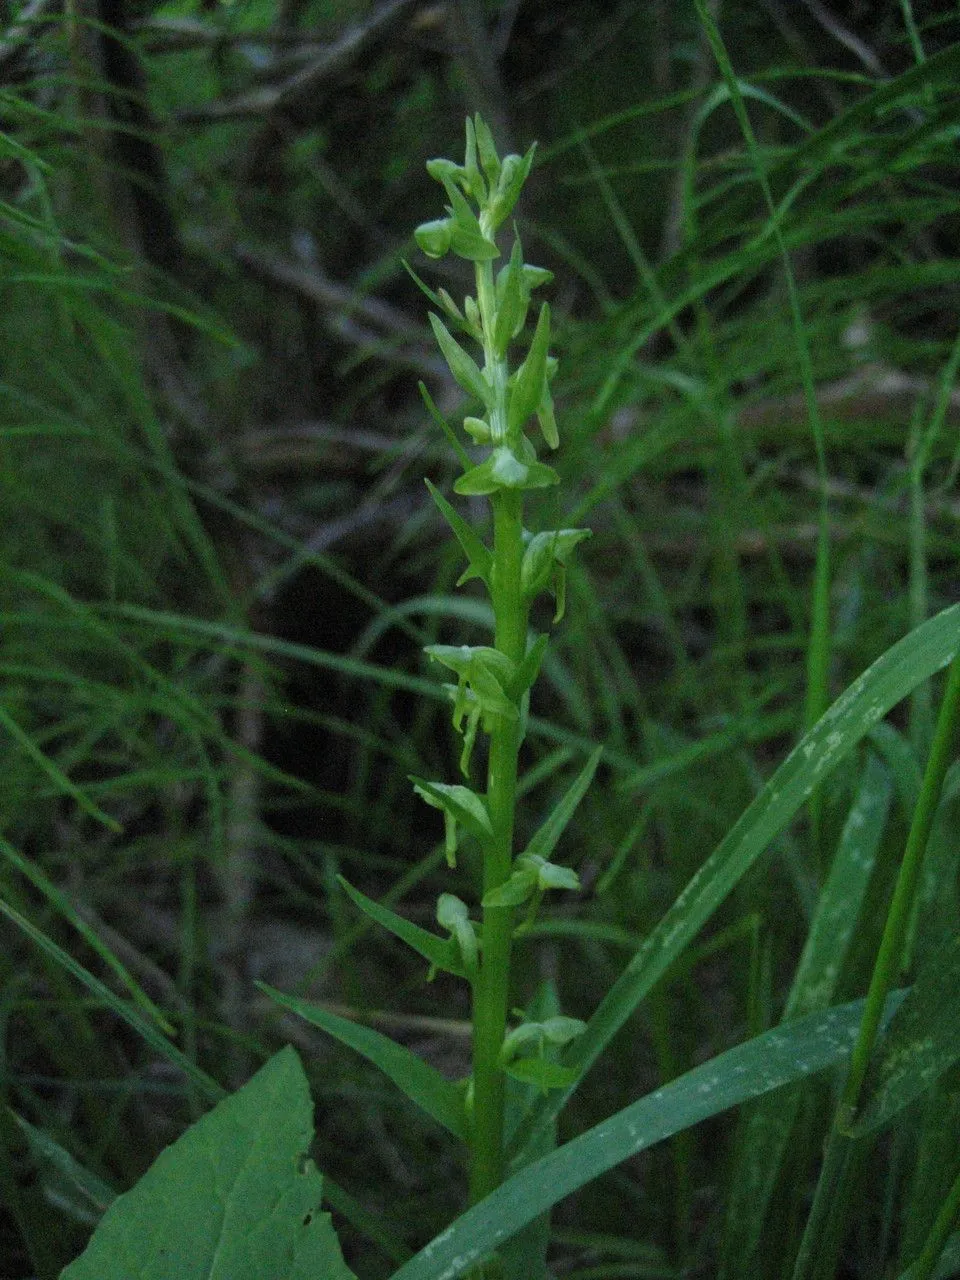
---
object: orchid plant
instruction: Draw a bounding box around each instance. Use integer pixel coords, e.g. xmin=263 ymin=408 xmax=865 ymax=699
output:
xmin=388 ymin=114 xmax=596 ymax=1209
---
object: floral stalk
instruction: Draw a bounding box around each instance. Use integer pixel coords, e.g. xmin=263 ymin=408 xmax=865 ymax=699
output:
xmin=410 ymin=117 xmax=592 ymax=1210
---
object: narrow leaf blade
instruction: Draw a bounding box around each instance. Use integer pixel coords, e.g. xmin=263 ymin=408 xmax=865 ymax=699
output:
xmin=856 ymin=932 xmax=960 ymax=1136
xmin=522 ymin=746 xmax=602 ymax=863
xmin=509 ymin=602 xmax=960 ymax=1165
xmin=425 ymin=478 xmax=492 ymax=586
xmin=429 ymin=313 xmax=488 ymax=403
xmin=507 ymin=302 xmax=551 ymax=435
xmin=257 ymin=986 xmax=467 ymax=1141
xmin=338 ymin=875 xmax=468 ymax=978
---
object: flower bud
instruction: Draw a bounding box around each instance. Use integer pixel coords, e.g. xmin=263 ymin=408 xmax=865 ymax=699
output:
xmin=426 ymin=158 xmax=465 ymax=185
xmin=415 ymin=218 xmax=452 ymax=258
xmin=463 ymin=416 xmax=492 ymax=444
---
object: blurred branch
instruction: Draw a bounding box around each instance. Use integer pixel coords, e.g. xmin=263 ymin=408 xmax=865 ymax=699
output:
xmin=738 ymin=362 xmax=960 ymax=434
xmin=798 ymin=0 xmax=887 ymax=76
xmin=175 ymin=0 xmax=417 ymax=123
xmin=234 ymin=241 xmax=445 ymax=379
xmin=136 ymin=17 xmax=326 ymax=51
xmin=0 ymin=0 xmax=55 ymax=74
xmin=447 ymin=0 xmax=512 ymax=149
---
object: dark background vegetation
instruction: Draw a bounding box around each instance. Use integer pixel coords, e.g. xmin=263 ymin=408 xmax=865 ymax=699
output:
xmin=2 ymin=1 xmax=960 ymax=1276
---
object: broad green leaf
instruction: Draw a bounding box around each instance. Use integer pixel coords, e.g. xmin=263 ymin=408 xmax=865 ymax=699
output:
xmin=521 ymin=747 xmax=603 ymax=863
xmin=387 ymin=995 xmax=905 ymax=1280
xmin=257 ymin=986 xmax=467 ymax=1142
xmin=338 ymin=875 xmax=469 ymax=979
xmin=856 ymin=931 xmax=960 ymax=1136
xmin=507 ymin=303 xmax=551 ymax=435
xmin=509 ymin=602 xmax=960 ymax=1165
xmin=425 ymin=479 xmax=492 ymax=587
xmin=61 ymin=1047 xmax=355 ymax=1280
xmin=720 ymin=751 xmax=893 ymax=1277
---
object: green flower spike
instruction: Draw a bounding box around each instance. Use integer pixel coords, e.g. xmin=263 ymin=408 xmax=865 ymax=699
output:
xmin=412 ymin=114 xmax=594 ymax=1206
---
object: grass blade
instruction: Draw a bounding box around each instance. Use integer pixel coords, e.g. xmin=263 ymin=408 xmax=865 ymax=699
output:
xmin=510 ymin=602 xmax=960 ymax=1164
xmin=720 ymin=751 xmax=893 ymax=1275
xmin=0 ymin=895 xmax=223 ymax=1104
xmin=388 ymin=994 xmax=905 ymax=1280
xmin=855 ymin=932 xmax=960 ymax=1137
xmin=257 ymin=985 xmax=468 ymax=1141
xmin=521 ymin=746 xmax=603 ymax=861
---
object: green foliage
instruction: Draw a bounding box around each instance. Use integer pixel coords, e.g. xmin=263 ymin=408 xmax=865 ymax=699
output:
xmin=61 ymin=1048 xmax=354 ymax=1280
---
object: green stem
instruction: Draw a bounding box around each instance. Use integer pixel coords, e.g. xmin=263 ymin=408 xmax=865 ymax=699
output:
xmin=470 ymin=490 xmax=526 ymax=1205
xmin=469 ymin=256 xmax=528 ymax=1207
xmin=910 ymin=1158 xmax=960 ymax=1280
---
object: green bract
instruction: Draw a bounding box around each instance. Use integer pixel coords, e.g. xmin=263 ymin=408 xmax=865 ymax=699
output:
xmin=437 ymin=894 xmax=480 ymax=976
xmin=454 ymin=446 xmax=560 ymax=496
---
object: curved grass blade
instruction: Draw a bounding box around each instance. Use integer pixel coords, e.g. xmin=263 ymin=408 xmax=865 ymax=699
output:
xmin=720 ymin=750 xmax=893 ymax=1276
xmin=388 ymin=994 xmax=905 ymax=1280
xmin=257 ymin=985 xmax=467 ymax=1141
xmin=8 ymin=1109 xmax=116 ymax=1220
xmin=0 ymin=835 xmax=174 ymax=1034
xmin=509 ymin=602 xmax=960 ymax=1165
xmin=0 ymin=895 xmax=223 ymax=1104
xmin=0 ymin=705 xmax=121 ymax=833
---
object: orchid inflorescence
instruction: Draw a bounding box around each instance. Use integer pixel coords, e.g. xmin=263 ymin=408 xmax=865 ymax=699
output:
xmin=410 ymin=118 xmax=594 ymax=1104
